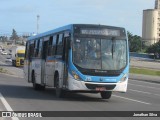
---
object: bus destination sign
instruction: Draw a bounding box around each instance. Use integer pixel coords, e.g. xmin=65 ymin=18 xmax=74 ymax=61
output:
xmin=81 ymin=29 xmax=121 ymax=36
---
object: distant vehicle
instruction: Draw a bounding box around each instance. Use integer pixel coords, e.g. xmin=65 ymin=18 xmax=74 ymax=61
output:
xmin=11 ymin=46 xmax=25 ymax=67
xmin=1 ymin=51 xmax=7 ymax=55
xmin=5 ymin=57 xmax=12 ymax=62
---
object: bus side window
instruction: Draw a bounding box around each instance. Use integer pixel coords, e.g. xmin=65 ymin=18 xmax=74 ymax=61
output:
xmin=56 ymin=34 xmax=64 ymax=55
xmin=35 ymin=39 xmax=40 ymax=57
xmin=38 ymin=38 xmax=43 ymax=58
xmin=42 ymin=39 xmax=49 ymax=60
xmin=29 ymin=43 xmax=34 ymax=58
xmin=33 ymin=40 xmax=36 ymax=57
xmin=52 ymin=35 xmax=57 ymax=56
xmin=48 ymin=36 xmax=53 ymax=56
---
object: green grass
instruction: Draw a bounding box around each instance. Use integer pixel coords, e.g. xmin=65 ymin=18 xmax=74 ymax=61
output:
xmin=0 ymin=68 xmax=7 ymax=73
xmin=130 ymin=67 xmax=160 ymax=76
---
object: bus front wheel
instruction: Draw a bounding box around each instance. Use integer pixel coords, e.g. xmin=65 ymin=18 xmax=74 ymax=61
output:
xmin=100 ymin=91 xmax=112 ymax=99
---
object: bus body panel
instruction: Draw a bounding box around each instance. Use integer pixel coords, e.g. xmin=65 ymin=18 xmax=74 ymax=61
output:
xmin=45 ymin=57 xmax=55 ymax=86
xmin=31 ymin=59 xmax=42 ymax=84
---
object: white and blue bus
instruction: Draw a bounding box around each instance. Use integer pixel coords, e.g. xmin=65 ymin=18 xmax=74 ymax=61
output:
xmin=24 ymin=24 xmax=129 ymax=99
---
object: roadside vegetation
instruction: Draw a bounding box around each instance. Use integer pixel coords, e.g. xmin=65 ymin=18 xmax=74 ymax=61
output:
xmin=130 ymin=67 xmax=160 ymax=76
xmin=128 ymin=31 xmax=160 ymax=59
xmin=0 ymin=68 xmax=7 ymax=73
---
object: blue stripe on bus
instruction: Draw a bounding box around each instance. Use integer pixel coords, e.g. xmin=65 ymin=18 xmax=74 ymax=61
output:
xmin=46 ymin=56 xmax=65 ymax=63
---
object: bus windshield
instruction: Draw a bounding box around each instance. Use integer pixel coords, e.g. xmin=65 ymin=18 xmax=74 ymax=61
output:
xmin=17 ymin=53 xmax=25 ymax=57
xmin=73 ymin=38 xmax=127 ymax=71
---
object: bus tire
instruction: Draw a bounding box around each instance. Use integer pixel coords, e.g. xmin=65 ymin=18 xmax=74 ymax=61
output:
xmin=55 ymin=75 xmax=65 ymax=98
xmin=32 ymin=72 xmax=40 ymax=90
xmin=40 ymin=85 xmax=45 ymax=90
xmin=100 ymin=91 xmax=112 ymax=99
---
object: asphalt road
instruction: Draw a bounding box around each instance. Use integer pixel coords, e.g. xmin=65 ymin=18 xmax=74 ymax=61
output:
xmin=0 ymin=72 xmax=160 ymax=120
xmin=0 ymin=55 xmax=160 ymax=120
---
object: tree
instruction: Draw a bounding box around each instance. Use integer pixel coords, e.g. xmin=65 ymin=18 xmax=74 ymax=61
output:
xmin=10 ymin=29 xmax=19 ymax=44
xmin=146 ymin=41 xmax=160 ymax=58
xmin=127 ymin=31 xmax=141 ymax=52
xmin=0 ymin=36 xmax=8 ymax=42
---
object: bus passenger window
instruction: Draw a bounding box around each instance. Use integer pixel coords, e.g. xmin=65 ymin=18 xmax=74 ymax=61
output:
xmin=35 ymin=39 xmax=40 ymax=57
xmin=52 ymin=35 xmax=57 ymax=56
xmin=56 ymin=34 xmax=64 ymax=55
xmin=38 ymin=39 xmax=43 ymax=58
xmin=48 ymin=36 xmax=53 ymax=56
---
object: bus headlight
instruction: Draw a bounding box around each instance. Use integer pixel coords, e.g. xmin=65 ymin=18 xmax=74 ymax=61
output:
xmin=119 ymin=74 xmax=127 ymax=83
xmin=72 ymin=71 xmax=80 ymax=80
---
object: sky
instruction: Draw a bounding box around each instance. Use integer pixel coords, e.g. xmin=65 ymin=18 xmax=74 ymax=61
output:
xmin=0 ymin=0 xmax=155 ymax=36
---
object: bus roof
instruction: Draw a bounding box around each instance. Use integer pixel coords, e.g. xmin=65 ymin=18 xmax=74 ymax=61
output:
xmin=28 ymin=24 xmax=73 ymax=41
xmin=27 ymin=24 xmax=125 ymax=41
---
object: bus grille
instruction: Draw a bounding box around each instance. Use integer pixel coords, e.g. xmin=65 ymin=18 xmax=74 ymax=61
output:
xmin=85 ymin=83 xmax=116 ymax=90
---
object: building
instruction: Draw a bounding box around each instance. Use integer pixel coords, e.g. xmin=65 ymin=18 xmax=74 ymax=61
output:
xmin=142 ymin=0 xmax=160 ymax=46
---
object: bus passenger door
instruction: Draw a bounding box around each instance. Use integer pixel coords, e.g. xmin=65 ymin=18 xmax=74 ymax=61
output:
xmin=24 ymin=42 xmax=31 ymax=82
xmin=28 ymin=42 xmax=34 ymax=82
xmin=41 ymin=38 xmax=49 ymax=85
xmin=62 ymin=33 xmax=70 ymax=88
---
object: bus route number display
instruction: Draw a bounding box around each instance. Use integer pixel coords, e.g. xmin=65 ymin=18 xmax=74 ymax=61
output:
xmin=81 ymin=29 xmax=120 ymax=36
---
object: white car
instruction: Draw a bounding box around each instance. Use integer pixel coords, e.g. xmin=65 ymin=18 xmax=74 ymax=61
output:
xmin=5 ymin=57 xmax=12 ymax=62
xmin=1 ymin=51 xmax=8 ymax=55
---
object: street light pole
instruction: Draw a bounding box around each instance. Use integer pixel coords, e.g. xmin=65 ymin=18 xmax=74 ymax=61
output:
xmin=37 ymin=15 xmax=40 ymax=34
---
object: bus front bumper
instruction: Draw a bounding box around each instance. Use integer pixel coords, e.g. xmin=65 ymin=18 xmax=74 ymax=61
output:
xmin=68 ymin=75 xmax=128 ymax=93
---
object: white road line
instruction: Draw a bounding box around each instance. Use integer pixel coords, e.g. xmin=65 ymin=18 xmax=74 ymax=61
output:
xmin=129 ymin=80 xmax=160 ymax=86
xmin=128 ymin=83 xmax=160 ymax=90
xmin=0 ymin=92 xmax=19 ymax=120
xmin=129 ymin=89 xmax=151 ymax=94
xmin=112 ymin=95 xmax=151 ymax=105
xmin=129 ymin=89 xmax=160 ymax=97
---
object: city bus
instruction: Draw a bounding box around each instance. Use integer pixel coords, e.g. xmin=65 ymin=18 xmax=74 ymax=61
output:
xmin=24 ymin=24 xmax=129 ymax=99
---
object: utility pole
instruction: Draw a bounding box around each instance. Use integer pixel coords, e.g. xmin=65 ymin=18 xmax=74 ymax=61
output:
xmin=37 ymin=15 xmax=40 ymax=34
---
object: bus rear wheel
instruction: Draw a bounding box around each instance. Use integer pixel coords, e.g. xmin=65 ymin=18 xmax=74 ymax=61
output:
xmin=100 ymin=91 xmax=112 ymax=99
xmin=55 ymin=75 xmax=65 ymax=98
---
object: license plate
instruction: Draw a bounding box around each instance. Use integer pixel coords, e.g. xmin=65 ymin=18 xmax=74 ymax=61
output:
xmin=96 ymin=87 xmax=106 ymax=91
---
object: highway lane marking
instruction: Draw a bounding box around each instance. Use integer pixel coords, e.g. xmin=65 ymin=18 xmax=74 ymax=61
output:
xmin=0 ymin=92 xmax=19 ymax=120
xmin=129 ymin=80 xmax=160 ymax=86
xmin=128 ymin=83 xmax=160 ymax=90
xmin=112 ymin=95 xmax=151 ymax=105
xmin=129 ymin=89 xmax=160 ymax=97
